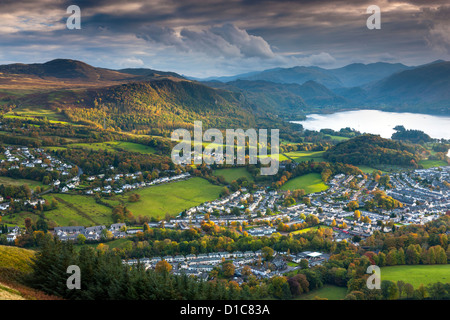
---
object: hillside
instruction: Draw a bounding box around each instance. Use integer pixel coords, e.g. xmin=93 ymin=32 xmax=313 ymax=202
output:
xmin=204 ymin=79 xmax=307 ymax=117
xmin=59 ymin=79 xmax=261 ymax=131
xmin=205 ymin=79 xmax=349 ymax=116
xmin=324 ymin=134 xmax=421 ymax=167
xmin=202 ymin=60 xmax=450 ymax=115
xmin=0 ymin=59 xmax=134 ymax=82
xmin=237 ymin=66 xmax=344 ymax=88
xmin=365 ymin=61 xmax=450 ymax=113
xmin=0 ymin=245 xmax=59 ymax=300
xmin=328 ymin=62 xmax=411 ymax=87
xmin=0 ymin=245 xmax=35 ymax=274
xmin=0 ymin=59 xmax=270 ymax=131
xmin=117 ymin=68 xmax=185 ymax=80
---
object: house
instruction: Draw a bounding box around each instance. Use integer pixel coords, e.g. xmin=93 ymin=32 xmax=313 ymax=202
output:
xmin=6 ymin=234 xmax=17 ymax=242
xmin=110 ymin=223 xmax=126 ymax=231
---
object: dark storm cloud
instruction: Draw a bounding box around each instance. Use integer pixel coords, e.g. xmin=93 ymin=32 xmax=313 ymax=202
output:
xmin=0 ymin=0 xmax=448 ymax=76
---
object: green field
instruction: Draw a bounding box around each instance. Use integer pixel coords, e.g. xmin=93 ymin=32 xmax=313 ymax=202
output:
xmin=0 ymin=176 xmax=46 ymax=189
xmin=324 ymin=134 xmax=349 ymax=141
xmin=295 ymin=284 xmax=347 ymax=300
xmin=68 ymin=141 xmax=156 ymax=154
xmin=283 ymin=151 xmax=326 ymax=163
xmin=258 ymin=153 xmax=290 ymax=162
xmin=42 ymin=194 xmax=115 ymax=227
xmin=281 ymin=173 xmax=329 ymax=194
xmin=356 ymin=165 xmax=385 ymax=174
xmin=213 ymin=167 xmax=254 ymax=183
xmin=5 ymin=105 xmax=65 ymax=122
xmin=0 ymin=212 xmax=41 ymax=227
xmin=118 ymin=177 xmax=223 ymax=219
xmin=418 ymin=160 xmax=448 ymax=169
xmin=381 ymin=265 xmax=450 ymax=288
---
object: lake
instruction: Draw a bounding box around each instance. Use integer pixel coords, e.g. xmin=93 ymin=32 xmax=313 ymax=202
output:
xmin=291 ymin=110 xmax=450 ymax=140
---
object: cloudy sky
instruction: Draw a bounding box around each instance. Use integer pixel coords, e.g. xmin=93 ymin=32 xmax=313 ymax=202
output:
xmin=0 ymin=0 xmax=449 ymax=77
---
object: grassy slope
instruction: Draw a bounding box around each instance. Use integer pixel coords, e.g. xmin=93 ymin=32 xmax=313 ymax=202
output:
xmin=42 ymin=194 xmax=115 ymax=227
xmin=0 ymin=245 xmax=35 ymax=274
xmin=284 ymin=151 xmax=326 ymax=163
xmin=68 ymin=141 xmax=156 ymax=154
xmin=0 ymin=176 xmax=46 ymax=189
xmin=0 ymin=245 xmax=61 ymax=300
xmin=213 ymin=167 xmax=254 ymax=183
xmin=295 ymin=284 xmax=347 ymax=300
xmin=381 ymin=265 xmax=450 ymax=288
xmin=281 ymin=173 xmax=329 ymax=194
xmin=418 ymin=159 xmax=448 ymax=169
xmin=119 ymin=177 xmax=222 ymax=219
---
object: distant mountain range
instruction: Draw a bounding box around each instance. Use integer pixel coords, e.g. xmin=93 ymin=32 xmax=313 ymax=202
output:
xmin=0 ymin=58 xmax=448 ymax=129
xmin=198 ymin=62 xmax=415 ymax=88
xmin=200 ymin=60 xmax=450 ymax=115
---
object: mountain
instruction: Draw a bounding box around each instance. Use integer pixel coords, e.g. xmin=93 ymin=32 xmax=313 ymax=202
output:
xmin=0 ymin=59 xmax=274 ymax=130
xmin=290 ymin=80 xmax=348 ymax=106
xmin=204 ymin=80 xmax=307 ymax=117
xmin=232 ymin=66 xmax=344 ymax=88
xmin=201 ymin=62 xmax=412 ymax=89
xmin=365 ymin=61 xmax=450 ymax=113
xmin=0 ymin=59 xmax=133 ymax=82
xmin=117 ymin=68 xmax=185 ymax=80
xmin=204 ymin=78 xmax=350 ymax=118
xmin=328 ymin=62 xmax=411 ymax=87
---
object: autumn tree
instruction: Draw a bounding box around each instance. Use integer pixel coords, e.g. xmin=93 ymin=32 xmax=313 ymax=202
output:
xmin=155 ymin=260 xmax=172 ymax=274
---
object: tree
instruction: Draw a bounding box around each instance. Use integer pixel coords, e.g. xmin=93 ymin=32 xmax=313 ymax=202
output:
xmin=261 ymin=246 xmax=274 ymax=261
xmin=381 ymin=280 xmax=399 ymax=300
xmin=222 ymin=261 xmax=235 ymax=278
xmin=36 ymin=218 xmax=48 ymax=233
xmin=24 ymin=218 xmax=33 ymax=233
xmin=77 ymin=234 xmax=86 ymax=245
xmin=302 ymin=197 xmax=311 ymax=206
xmin=155 ymin=260 xmax=172 ymax=274
xmin=404 ymin=283 xmax=414 ymax=299
xmin=299 ymin=259 xmax=309 ymax=269
xmin=128 ymin=193 xmax=141 ymax=202
xmin=101 ymin=228 xmax=113 ymax=240
xmin=347 ymin=201 xmax=359 ymax=211
xmin=427 ymin=282 xmax=448 ymax=300
xmin=241 ymin=265 xmax=252 ymax=277
xmin=269 ymin=276 xmax=290 ymax=299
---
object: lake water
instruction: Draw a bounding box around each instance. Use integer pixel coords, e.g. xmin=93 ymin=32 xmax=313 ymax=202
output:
xmin=291 ymin=109 xmax=450 ymax=157
xmin=291 ymin=110 xmax=450 ymax=140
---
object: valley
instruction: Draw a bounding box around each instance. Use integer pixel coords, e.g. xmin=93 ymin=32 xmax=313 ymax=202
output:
xmin=0 ymin=58 xmax=448 ymax=302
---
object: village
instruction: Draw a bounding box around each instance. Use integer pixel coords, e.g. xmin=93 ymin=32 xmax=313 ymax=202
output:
xmin=123 ymin=249 xmax=330 ymax=282
xmin=0 ymin=146 xmax=449 ymax=269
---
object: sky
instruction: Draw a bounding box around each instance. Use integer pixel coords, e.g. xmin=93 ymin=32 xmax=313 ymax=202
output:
xmin=0 ymin=0 xmax=449 ymax=77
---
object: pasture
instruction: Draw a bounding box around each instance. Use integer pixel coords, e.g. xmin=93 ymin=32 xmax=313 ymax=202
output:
xmin=295 ymin=284 xmax=347 ymax=300
xmin=213 ymin=167 xmax=254 ymax=183
xmin=42 ymin=194 xmax=115 ymax=227
xmin=68 ymin=141 xmax=156 ymax=154
xmin=283 ymin=151 xmax=326 ymax=163
xmin=118 ymin=177 xmax=222 ymax=219
xmin=418 ymin=160 xmax=448 ymax=169
xmin=281 ymin=173 xmax=329 ymax=194
xmin=381 ymin=265 xmax=450 ymax=288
